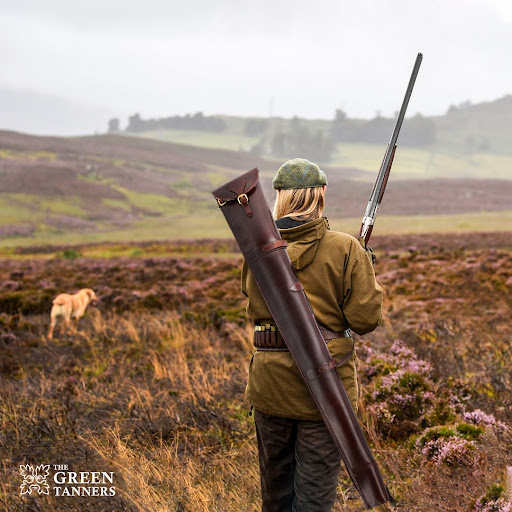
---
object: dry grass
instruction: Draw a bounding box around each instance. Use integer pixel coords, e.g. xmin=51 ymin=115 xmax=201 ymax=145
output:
xmin=0 ymin=311 xmax=261 ymax=511
xmin=1 ymin=235 xmax=511 ymax=511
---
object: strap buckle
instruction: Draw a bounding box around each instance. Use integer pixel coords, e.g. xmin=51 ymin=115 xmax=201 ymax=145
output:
xmin=237 ymin=193 xmax=252 ymax=217
xmin=216 ymin=193 xmax=251 ymax=215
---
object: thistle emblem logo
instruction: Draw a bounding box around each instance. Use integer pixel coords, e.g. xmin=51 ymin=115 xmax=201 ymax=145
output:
xmin=19 ymin=465 xmax=50 ymax=496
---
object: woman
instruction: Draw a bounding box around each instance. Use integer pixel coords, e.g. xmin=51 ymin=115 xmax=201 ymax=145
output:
xmin=241 ymin=158 xmax=383 ymax=512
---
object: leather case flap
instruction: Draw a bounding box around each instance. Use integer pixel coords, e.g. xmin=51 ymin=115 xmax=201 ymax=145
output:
xmin=212 ymin=168 xmax=259 ymax=202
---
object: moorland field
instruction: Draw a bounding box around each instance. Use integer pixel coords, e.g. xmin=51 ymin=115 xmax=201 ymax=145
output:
xmin=0 ymin=233 xmax=511 ymax=511
xmin=1 ymin=103 xmax=511 ymax=511
xmin=1 ymin=118 xmax=512 ymax=249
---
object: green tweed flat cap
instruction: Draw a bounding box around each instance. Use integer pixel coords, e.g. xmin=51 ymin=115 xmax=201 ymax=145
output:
xmin=272 ymin=158 xmax=328 ymax=190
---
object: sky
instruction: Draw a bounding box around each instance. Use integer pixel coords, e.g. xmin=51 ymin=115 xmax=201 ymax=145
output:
xmin=1 ymin=0 xmax=512 ymax=134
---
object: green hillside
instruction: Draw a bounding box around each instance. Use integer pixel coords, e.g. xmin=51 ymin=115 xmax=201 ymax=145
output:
xmin=128 ymin=95 xmax=512 ymax=180
xmin=1 ymin=127 xmax=512 ymax=248
xmin=435 ymin=95 xmax=512 ymax=155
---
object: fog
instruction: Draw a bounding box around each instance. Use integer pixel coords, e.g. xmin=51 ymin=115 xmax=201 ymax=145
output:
xmin=1 ymin=0 xmax=512 ymax=134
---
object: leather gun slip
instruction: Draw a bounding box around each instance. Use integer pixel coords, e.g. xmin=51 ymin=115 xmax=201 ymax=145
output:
xmin=212 ymin=168 xmax=392 ymax=509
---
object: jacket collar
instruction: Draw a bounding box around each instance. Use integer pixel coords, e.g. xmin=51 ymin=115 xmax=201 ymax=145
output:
xmin=278 ymin=216 xmax=329 ymax=242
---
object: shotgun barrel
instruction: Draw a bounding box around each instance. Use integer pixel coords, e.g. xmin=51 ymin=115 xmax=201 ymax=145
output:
xmin=359 ymin=52 xmax=423 ymax=245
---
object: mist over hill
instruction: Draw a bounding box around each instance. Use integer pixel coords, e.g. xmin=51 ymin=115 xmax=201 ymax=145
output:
xmin=107 ymin=95 xmax=512 ymax=164
xmin=0 ymin=88 xmax=123 ymax=136
xmin=3 ymin=85 xmax=512 ymax=160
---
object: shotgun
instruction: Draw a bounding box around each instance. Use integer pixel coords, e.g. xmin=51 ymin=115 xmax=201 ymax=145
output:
xmin=359 ymin=52 xmax=423 ymax=246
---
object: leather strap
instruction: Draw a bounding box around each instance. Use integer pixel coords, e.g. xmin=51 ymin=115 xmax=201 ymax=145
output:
xmin=306 ymin=338 xmax=355 ymax=381
xmin=319 ymin=325 xmax=352 ymax=341
xmin=237 ymin=193 xmax=252 ymax=217
xmin=255 ymin=327 xmax=355 ymax=380
xmin=244 ymin=239 xmax=288 ymax=265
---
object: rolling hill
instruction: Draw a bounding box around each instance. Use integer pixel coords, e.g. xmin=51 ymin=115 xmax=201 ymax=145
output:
xmin=1 ymin=129 xmax=511 ymax=248
xmin=130 ymin=95 xmax=512 ymax=180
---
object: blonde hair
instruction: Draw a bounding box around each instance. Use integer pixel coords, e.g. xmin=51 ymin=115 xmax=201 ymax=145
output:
xmin=273 ymin=186 xmax=325 ymax=222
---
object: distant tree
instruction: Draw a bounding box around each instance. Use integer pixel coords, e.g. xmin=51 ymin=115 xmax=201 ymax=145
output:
xmin=356 ymin=115 xmax=394 ymax=143
xmin=250 ymin=140 xmax=265 ymax=155
xmin=107 ymin=118 xmax=120 ymax=133
xmin=244 ymin=118 xmax=269 ymax=137
xmin=126 ymin=113 xmax=144 ymax=132
xmin=208 ymin=116 xmax=227 ymax=132
xmin=269 ymin=126 xmax=335 ymax=162
xmin=464 ymin=134 xmax=475 ymax=154
xmin=401 ymin=114 xmax=436 ymax=146
xmin=291 ymin=116 xmax=302 ymax=131
xmin=447 ymin=99 xmax=473 ymax=114
xmin=330 ymin=109 xmax=347 ymax=141
xmin=335 ymin=109 xmax=347 ymax=121
xmin=123 ymin=112 xmax=226 ymax=133
xmin=192 ymin=111 xmax=204 ymax=123
xmin=479 ymin=137 xmax=490 ymax=152
xmin=271 ymin=131 xmax=288 ymax=157
xmin=309 ymin=129 xmax=335 ymax=162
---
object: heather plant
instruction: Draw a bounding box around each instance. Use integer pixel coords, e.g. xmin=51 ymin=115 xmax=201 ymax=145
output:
xmin=409 ymin=402 xmax=512 ymax=473
xmin=464 ymin=409 xmax=510 ymax=435
xmin=361 ymin=338 xmax=495 ymax=443
xmin=1 ymin=239 xmax=511 ymax=511
xmin=362 ymin=339 xmax=433 ymax=380
xmin=420 ymin=436 xmax=480 ymax=466
xmin=414 ymin=424 xmax=484 ymax=466
xmin=474 ymin=484 xmax=512 ymax=512
xmin=474 ymin=500 xmax=512 ymax=512
xmin=414 ymin=423 xmax=483 ymax=445
xmin=363 ymin=340 xmax=439 ymax=438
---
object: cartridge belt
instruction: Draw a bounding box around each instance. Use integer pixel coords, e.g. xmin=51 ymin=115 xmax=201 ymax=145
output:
xmin=254 ymin=324 xmax=351 ymax=351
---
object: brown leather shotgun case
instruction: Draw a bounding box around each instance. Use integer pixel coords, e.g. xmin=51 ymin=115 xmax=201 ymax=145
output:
xmin=212 ymin=168 xmax=392 ymax=509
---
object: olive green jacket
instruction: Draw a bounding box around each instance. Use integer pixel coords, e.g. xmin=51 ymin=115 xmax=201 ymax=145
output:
xmin=241 ymin=217 xmax=383 ymax=421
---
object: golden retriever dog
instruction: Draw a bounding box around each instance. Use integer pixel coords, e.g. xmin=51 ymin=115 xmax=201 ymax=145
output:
xmin=48 ymin=288 xmax=97 ymax=340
